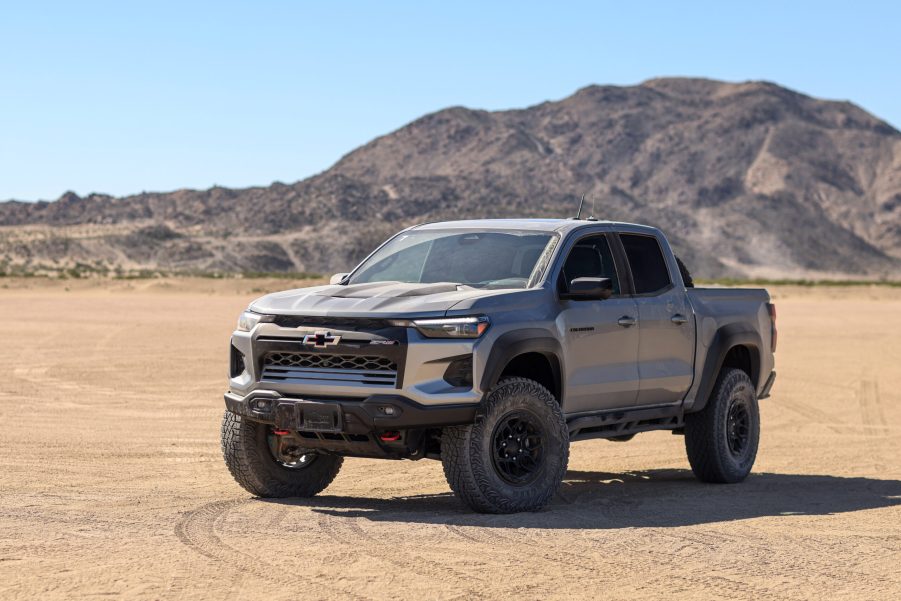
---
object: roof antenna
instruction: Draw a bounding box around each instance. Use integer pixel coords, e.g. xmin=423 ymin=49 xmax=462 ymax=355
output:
xmin=587 ymin=195 xmax=597 ymax=221
xmin=573 ymin=194 xmax=585 ymax=220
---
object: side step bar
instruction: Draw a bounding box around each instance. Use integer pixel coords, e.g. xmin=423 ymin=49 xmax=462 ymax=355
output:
xmin=567 ymin=404 xmax=683 ymax=442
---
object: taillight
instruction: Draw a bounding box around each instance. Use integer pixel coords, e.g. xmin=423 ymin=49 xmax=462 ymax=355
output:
xmin=767 ymin=303 xmax=777 ymax=352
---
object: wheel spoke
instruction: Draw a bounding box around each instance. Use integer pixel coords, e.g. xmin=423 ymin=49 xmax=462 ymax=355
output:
xmin=725 ymin=398 xmax=751 ymax=457
xmin=267 ymin=431 xmax=317 ymax=469
xmin=490 ymin=411 xmax=546 ymax=485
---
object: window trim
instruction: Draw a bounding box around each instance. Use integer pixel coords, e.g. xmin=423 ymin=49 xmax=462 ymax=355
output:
xmin=615 ymin=232 xmax=675 ymax=298
xmin=552 ymin=231 xmax=632 ymax=300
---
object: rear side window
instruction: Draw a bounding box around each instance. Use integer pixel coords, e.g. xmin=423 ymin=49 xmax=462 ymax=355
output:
xmin=620 ymin=234 xmax=671 ymax=294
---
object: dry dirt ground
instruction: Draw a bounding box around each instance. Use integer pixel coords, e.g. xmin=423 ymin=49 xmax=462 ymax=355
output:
xmin=1 ymin=278 xmax=899 ymax=600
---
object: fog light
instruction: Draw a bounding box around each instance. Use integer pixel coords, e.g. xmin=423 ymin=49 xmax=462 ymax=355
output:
xmin=253 ymin=398 xmax=272 ymax=411
xmin=378 ymin=405 xmax=398 ymax=416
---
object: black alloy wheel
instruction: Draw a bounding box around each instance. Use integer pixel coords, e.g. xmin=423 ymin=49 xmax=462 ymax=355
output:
xmin=267 ymin=428 xmax=318 ymax=469
xmin=491 ymin=411 xmax=545 ymax=485
xmin=725 ymin=398 xmax=751 ymax=458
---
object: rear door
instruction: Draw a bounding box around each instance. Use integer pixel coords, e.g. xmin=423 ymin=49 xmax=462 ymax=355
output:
xmin=555 ymin=232 xmax=640 ymax=414
xmin=617 ymin=232 xmax=696 ymax=407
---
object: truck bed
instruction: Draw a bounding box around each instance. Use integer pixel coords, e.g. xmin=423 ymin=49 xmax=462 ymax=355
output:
xmin=683 ymin=287 xmax=775 ymax=408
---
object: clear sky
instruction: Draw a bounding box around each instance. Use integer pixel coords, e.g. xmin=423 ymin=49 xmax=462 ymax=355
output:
xmin=2 ymin=0 xmax=899 ymax=201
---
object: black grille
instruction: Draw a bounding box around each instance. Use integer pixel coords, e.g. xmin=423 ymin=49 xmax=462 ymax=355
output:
xmin=260 ymin=352 xmax=398 ymax=387
xmin=255 ymin=318 xmax=407 ymax=389
xmin=266 ymin=352 xmax=396 ymax=372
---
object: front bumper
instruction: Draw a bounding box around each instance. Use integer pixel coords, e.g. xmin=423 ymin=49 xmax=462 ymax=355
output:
xmin=224 ymin=389 xmax=479 ymax=459
xmin=225 ymin=390 xmax=478 ymax=432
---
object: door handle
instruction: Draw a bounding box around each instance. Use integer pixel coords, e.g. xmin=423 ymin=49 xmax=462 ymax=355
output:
xmin=671 ymin=314 xmax=688 ymax=325
xmin=617 ymin=316 xmax=637 ymax=328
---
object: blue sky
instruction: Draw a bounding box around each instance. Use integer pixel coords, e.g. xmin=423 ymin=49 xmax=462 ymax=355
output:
xmin=2 ymin=1 xmax=899 ymax=201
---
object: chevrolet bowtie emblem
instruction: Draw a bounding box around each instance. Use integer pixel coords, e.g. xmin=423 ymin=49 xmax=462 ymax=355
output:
xmin=302 ymin=331 xmax=341 ymax=348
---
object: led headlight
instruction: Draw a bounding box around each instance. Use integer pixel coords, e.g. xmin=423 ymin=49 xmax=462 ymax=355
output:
xmin=236 ymin=310 xmax=274 ymax=332
xmin=412 ymin=316 xmax=489 ymax=339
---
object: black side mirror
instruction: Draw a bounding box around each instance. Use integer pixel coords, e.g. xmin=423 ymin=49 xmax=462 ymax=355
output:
xmin=562 ymin=277 xmax=613 ymax=301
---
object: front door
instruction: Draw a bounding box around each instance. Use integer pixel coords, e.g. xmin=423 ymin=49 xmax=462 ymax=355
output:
xmin=557 ymin=234 xmax=640 ymax=414
xmin=618 ymin=233 xmax=696 ymax=407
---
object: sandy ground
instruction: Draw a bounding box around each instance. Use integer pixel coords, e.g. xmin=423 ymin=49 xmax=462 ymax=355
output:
xmin=1 ymin=278 xmax=899 ymax=600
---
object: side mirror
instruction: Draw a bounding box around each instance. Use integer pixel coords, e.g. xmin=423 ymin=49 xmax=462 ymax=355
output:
xmin=562 ymin=277 xmax=613 ymax=301
xmin=329 ymin=272 xmax=349 ymax=285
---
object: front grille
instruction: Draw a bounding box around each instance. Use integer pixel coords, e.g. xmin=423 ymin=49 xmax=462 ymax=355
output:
xmin=260 ymin=352 xmax=398 ymax=387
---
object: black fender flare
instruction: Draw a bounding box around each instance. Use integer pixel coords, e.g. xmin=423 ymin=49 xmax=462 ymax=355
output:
xmin=480 ymin=329 xmax=564 ymax=403
xmin=689 ymin=323 xmax=762 ymax=413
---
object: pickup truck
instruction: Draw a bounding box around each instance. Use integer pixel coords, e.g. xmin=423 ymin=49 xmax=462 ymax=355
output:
xmin=222 ymin=219 xmax=776 ymax=513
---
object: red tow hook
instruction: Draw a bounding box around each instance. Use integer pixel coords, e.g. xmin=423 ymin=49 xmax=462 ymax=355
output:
xmin=273 ymin=429 xmax=290 ymax=436
xmin=379 ymin=431 xmax=402 ymax=442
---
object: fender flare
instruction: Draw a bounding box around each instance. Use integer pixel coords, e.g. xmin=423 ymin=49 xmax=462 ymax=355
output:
xmin=480 ymin=329 xmax=564 ymax=403
xmin=688 ymin=323 xmax=762 ymax=413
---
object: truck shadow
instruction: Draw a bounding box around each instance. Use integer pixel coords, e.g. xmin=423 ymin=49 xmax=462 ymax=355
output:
xmin=265 ymin=469 xmax=901 ymax=529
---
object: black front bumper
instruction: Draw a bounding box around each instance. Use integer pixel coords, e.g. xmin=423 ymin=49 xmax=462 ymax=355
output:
xmin=224 ymin=390 xmax=478 ymax=458
xmin=225 ymin=390 xmax=478 ymax=431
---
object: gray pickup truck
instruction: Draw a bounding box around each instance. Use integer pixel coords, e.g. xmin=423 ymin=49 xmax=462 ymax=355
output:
xmin=222 ymin=219 xmax=776 ymax=513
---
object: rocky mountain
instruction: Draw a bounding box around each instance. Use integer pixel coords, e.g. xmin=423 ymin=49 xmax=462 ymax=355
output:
xmin=2 ymin=77 xmax=900 ymax=279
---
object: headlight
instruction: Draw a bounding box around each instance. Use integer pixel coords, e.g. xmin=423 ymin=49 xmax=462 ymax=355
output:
xmin=236 ymin=311 xmax=273 ymax=332
xmin=412 ymin=316 xmax=489 ymax=338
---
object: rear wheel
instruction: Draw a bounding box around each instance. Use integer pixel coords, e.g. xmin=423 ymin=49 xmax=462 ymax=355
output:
xmin=441 ymin=378 xmax=569 ymax=513
xmin=684 ymin=368 xmax=759 ymax=483
xmin=221 ymin=411 xmax=342 ymax=497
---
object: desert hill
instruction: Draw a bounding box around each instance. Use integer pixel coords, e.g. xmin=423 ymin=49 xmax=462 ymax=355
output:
xmin=2 ymin=77 xmax=899 ymax=279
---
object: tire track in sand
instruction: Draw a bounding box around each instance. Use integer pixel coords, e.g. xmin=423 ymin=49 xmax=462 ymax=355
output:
xmin=173 ymin=499 xmax=372 ymax=601
xmin=319 ymin=511 xmax=486 ymax=597
xmin=858 ymin=376 xmax=888 ymax=434
xmin=777 ymin=398 xmax=846 ymax=434
xmin=857 ymin=371 xmax=892 ymax=473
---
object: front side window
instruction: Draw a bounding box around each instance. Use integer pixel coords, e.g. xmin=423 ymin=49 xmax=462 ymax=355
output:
xmin=558 ymin=235 xmax=621 ymax=295
xmin=348 ymin=230 xmax=556 ymax=289
xmin=620 ymin=234 xmax=671 ymax=294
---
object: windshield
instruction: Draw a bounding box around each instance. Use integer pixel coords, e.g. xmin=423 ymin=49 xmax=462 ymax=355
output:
xmin=348 ymin=230 xmax=556 ymax=289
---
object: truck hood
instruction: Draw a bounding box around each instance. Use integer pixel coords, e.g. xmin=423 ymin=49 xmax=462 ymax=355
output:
xmin=249 ymin=281 xmax=517 ymax=318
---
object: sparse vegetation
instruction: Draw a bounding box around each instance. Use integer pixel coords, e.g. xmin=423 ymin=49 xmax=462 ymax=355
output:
xmin=696 ymin=278 xmax=901 ymax=288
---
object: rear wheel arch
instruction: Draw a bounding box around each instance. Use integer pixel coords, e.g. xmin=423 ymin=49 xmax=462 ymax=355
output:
xmin=721 ymin=344 xmax=760 ymax=386
xmin=690 ymin=325 xmax=763 ymax=413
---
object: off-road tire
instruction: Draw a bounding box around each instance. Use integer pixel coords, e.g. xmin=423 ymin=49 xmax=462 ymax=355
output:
xmin=221 ymin=411 xmax=342 ymax=497
xmin=441 ymin=377 xmax=569 ymax=513
xmin=684 ymin=368 xmax=759 ymax=483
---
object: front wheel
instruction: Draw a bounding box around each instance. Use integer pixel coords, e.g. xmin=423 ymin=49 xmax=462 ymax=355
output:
xmin=220 ymin=411 xmax=343 ymax=497
xmin=441 ymin=378 xmax=569 ymax=513
xmin=684 ymin=368 xmax=760 ymax=483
